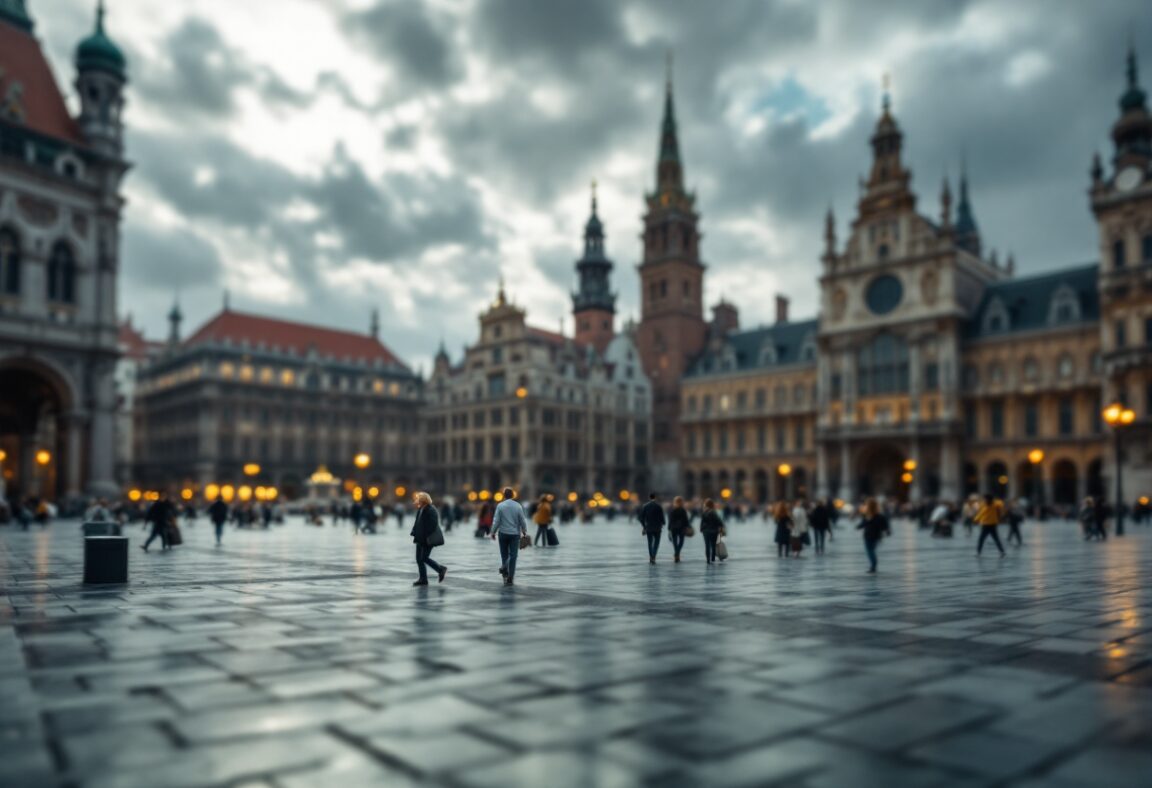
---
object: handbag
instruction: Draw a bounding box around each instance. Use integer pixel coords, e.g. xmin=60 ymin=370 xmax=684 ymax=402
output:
xmin=427 ymin=525 xmax=445 ymax=547
xmin=519 ymin=534 xmax=532 ymax=549
xmin=684 ymin=525 xmax=696 ymax=538
xmin=166 ymin=522 xmax=184 ymax=546
xmin=715 ymin=537 xmax=729 ymax=560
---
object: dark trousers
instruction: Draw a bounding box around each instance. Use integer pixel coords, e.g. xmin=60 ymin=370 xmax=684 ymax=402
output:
xmin=864 ymin=538 xmax=878 ymax=571
xmin=415 ymin=543 xmax=444 ymax=582
xmin=498 ymin=533 xmax=520 ymax=579
xmin=813 ymin=529 xmax=827 ymax=553
xmin=535 ymin=525 xmax=549 ymax=545
xmin=670 ymin=531 xmax=686 ymax=557
xmin=144 ymin=523 xmax=169 ymax=550
xmin=213 ymin=521 xmax=225 ymax=544
xmin=703 ymin=532 xmax=718 ymax=562
xmin=646 ymin=530 xmax=661 ymax=559
xmin=777 ymin=541 xmax=791 ymax=557
xmin=1007 ymin=522 xmax=1023 ymax=545
xmin=977 ymin=525 xmax=1005 ymax=554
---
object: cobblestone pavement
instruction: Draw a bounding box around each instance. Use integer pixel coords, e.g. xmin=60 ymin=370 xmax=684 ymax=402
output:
xmin=2 ymin=513 xmax=1151 ymax=787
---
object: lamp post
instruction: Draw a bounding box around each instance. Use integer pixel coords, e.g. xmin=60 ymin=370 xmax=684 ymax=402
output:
xmin=778 ymin=463 xmax=792 ymax=500
xmin=1027 ymin=449 xmax=1044 ymax=520
xmin=353 ymin=453 xmax=371 ymax=505
xmin=1101 ymin=403 xmax=1135 ymax=536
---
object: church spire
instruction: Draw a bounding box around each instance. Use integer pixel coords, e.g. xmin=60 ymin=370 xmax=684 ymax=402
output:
xmin=954 ymin=159 xmax=981 ymax=256
xmin=656 ymin=52 xmax=684 ymax=195
xmin=857 ymin=73 xmax=915 ymax=220
xmin=573 ymin=181 xmax=616 ymax=353
xmin=1112 ymin=44 xmax=1151 ymax=169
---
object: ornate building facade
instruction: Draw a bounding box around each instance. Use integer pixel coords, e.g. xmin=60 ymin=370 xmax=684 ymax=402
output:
xmin=0 ymin=2 xmax=128 ymax=503
xmin=426 ymin=194 xmax=652 ymax=500
xmin=131 ymin=306 xmax=423 ymax=498
xmin=680 ymin=54 xmax=1152 ymax=508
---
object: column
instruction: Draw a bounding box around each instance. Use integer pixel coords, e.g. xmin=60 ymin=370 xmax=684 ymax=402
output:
xmin=837 ymin=440 xmax=853 ymax=501
xmin=908 ymin=342 xmax=922 ymax=422
xmin=940 ymin=438 xmax=960 ymax=501
xmin=65 ymin=412 xmax=85 ymax=498
xmin=87 ymin=368 xmax=118 ymax=497
xmin=842 ymin=352 xmax=857 ymax=425
xmin=816 ymin=441 xmax=830 ymax=499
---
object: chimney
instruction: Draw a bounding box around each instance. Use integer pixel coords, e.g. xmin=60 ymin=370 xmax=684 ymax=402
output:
xmin=775 ymin=295 xmax=790 ymax=324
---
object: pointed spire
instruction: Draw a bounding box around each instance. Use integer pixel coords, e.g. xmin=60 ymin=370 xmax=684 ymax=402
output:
xmin=940 ymin=175 xmax=952 ymax=228
xmin=222 ymin=289 xmax=230 ymax=312
xmin=494 ymin=274 xmax=507 ymax=307
xmin=1091 ymin=151 xmax=1104 ymax=183
xmin=656 ymin=52 xmax=683 ymax=193
xmin=96 ymin=0 xmax=105 ymax=33
xmin=167 ymin=297 xmax=183 ymax=345
xmin=882 ymin=72 xmax=891 ymax=114
xmin=955 ymin=158 xmax=981 ymax=255
xmin=1006 ymin=252 xmax=1016 ymax=276
xmin=823 ymin=206 xmax=836 ymax=257
xmin=1112 ymin=43 xmax=1151 ymax=168
xmin=369 ymin=308 xmax=379 ymax=339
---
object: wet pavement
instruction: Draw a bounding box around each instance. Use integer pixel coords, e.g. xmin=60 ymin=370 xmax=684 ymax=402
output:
xmin=1 ymin=513 xmax=1150 ymax=787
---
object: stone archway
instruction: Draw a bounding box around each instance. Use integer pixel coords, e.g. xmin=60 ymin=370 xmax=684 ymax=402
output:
xmin=1051 ymin=459 xmax=1078 ymax=506
xmin=1086 ymin=458 xmax=1104 ymax=500
xmin=985 ymin=461 xmax=1009 ymax=499
xmin=0 ymin=358 xmax=76 ymax=504
xmin=856 ymin=443 xmax=907 ymax=501
xmin=754 ymin=468 xmax=768 ymax=504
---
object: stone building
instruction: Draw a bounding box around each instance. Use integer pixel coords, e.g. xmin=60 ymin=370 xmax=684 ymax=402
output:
xmin=131 ymin=305 xmax=423 ymax=499
xmin=425 ymin=194 xmax=652 ymax=501
xmin=680 ymin=55 xmax=1152 ymax=508
xmin=0 ymin=2 xmax=128 ymax=503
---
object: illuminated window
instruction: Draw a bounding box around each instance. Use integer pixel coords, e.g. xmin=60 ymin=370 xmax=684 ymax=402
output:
xmin=260 ymin=367 xmax=274 ymax=383
xmin=280 ymin=369 xmax=295 ymax=385
xmin=239 ymin=365 xmax=254 ymax=381
xmin=219 ymin=362 xmax=235 ymax=378
xmin=373 ymin=379 xmax=384 ymax=393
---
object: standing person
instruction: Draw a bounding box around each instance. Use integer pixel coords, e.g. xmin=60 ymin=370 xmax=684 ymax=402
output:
xmin=772 ymin=501 xmax=793 ymax=558
xmin=1079 ymin=497 xmax=1097 ymax=540
xmin=638 ymin=493 xmax=666 ymax=564
xmin=700 ymin=498 xmax=724 ymax=564
xmin=477 ymin=500 xmax=494 ymax=538
xmin=491 ymin=488 xmax=528 ymax=586
xmin=856 ymin=497 xmax=891 ymax=574
xmin=533 ymin=495 xmax=553 ymax=546
xmin=1093 ymin=497 xmax=1109 ymax=541
xmin=410 ymin=491 xmax=447 ymax=586
xmin=668 ymin=496 xmax=690 ymax=563
xmin=790 ymin=499 xmax=810 ymax=558
xmin=208 ymin=496 xmax=229 ymax=546
xmin=141 ymin=492 xmax=175 ymax=552
xmin=1006 ymin=499 xmax=1025 ymax=546
xmin=84 ymin=498 xmax=112 ymax=523
xmin=974 ymin=492 xmax=1007 ymax=557
xmin=809 ymin=499 xmax=830 ymax=554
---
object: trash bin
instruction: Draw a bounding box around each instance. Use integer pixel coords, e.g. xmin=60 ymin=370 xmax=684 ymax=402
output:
xmin=84 ymin=536 xmax=128 ymax=584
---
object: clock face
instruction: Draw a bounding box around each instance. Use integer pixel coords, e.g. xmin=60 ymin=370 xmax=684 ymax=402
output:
xmin=1116 ymin=166 xmax=1143 ymax=192
xmin=866 ymin=275 xmax=903 ymax=315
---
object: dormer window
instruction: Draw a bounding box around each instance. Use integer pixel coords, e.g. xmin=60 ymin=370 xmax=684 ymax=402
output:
xmin=1048 ymin=284 xmax=1081 ymax=326
xmin=982 ymin=297 xmax=1009 ymax=334
xmin=800 ymin=332 xmax=816 ymax=362
xmin=758 ymin=342 xmax=777 ymax=367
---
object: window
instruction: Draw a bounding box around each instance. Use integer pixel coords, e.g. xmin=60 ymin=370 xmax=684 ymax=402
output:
xmin=1116 ymin=320 xmax=1127 ymax=348
xmin=794 ymin=422 xmax=805 ymax=450
xmin=830 ymin=374 xmax=842 ymax=399
xmin=755 ymin=388 xmax=766 ymax=409
xmin=924 ymin=363 xmax=939 ymax=391
xmin=0 ymin=227 xmax=20 ymax=295
xmin=718 ymin=429 xmax=728 ymax=454
xmin=492 ymin=347 xmax=502 ymax=364
xmin=1057 ymin=354 xmax=1074 ymax=379
xmin=702 ymin=430 xmax=712 ymax=455
xmin=1023 ymin=401 xmax=1039 ymax=437
xmin=736 ymin=430 xmax=745 ymax=453
xmin=962 ymin=364 xmax=979 ymax=391
xmin=487 ymin=373 xmax=506 ymax=398
xmin=757 ymin=425 xmax=766 ymax=452
xmin=1114 ymin=238 xmax=1127 ymax=268
xmin=687 ymin=396 xmax=697 ymax=414
xmin=989 ymin=363 xmax=1005 ymax=385
xmin=857 ymin=333 xmax=910 ymax=396
xmin=702 ymin=395 xmax=713 ymax=414
xmin=1145 ymin=317 xmax=1152 ymax=345
xmin=1058 ymin=397 xmax=1074 ymax=435
xmin=793 ymin=383 xmax=805 ymax=405
xmin=774 ymin=386 xmax=786 ymax=406
xmin=1048 ymin=285 xmax=1080 ymax=325
xmin=687 ymin=431 xmax=696 ymax=456
xmin=473 ymin=411 xmax=485 ymax=428
xmin=46 ymin=241 xmax=76 ymax=303
xmin=983 ymin=297 xmax=1009 ymax=334
xmin=659 ymin=279 xmax=668 ymax=297
xmin=965 ymin=408 xmax=977 ymax=439
xmin=1143 ymin=233 xmax=1152 ymax=263
xmin=1023 ymin=357 xmax=1039 ymax=383
xmin=775 ymin=425 xmax=785 ymax=451
xmin=990 ymin=400 xmax=1004 ymax=438
xmin=736 ymin=391 xmax=747 ymax=411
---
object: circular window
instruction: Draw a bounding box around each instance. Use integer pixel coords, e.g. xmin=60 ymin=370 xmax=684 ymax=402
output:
xmin=866 ymin=275 xmax=903 ymax=315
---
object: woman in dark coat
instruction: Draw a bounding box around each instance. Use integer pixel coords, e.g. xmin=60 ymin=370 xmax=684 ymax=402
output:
xmin=772 ymin=501 xmax=793 ymax=558
xmin=856 ymin=497 xmax=891 ymax=573
xmin=668 ymin=496 xmax=690 ymax=563
xmin=699 ymin=498 xmax=724 ymax=564
xmin=410 ymin=491 xmax=447 ymax=586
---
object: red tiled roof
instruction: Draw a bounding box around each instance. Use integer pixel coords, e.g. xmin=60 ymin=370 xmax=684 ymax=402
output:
xmin=185 ymin=309 xmax=408 ymax=368
xmin=118 ymin=320 xmax=162 ymax=361
xmin=527 ymin=326 xmax=566 ymax=346
xmin=0 ymin=23 xmax=84 ymax=145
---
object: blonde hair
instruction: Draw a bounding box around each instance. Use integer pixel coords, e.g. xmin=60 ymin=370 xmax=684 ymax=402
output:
xmin=862 ymin=497 xmax=879 ymax=518
xmin=414 ymin=491 xmax=432 ymax=506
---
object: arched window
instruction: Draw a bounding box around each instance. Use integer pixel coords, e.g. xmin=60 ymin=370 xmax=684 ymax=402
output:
xmin=1023 ymin=357 xmax=1040 ymax=383
xmin=1048 ymin=284 xmax=1081 ymax=325
xmin=46 ymin=241 xmax=76 ymax=304
xmin=857 ymin=333 xmax=909 ymax=396
xmin=0 ymin=227 xmax=20 ymax=295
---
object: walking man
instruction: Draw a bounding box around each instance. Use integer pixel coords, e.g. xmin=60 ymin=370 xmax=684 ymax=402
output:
xmin=141 ymin=492 xmax=175 ymax=552
xmin=491 ymin=488 xmax=528 ymax=586
xmin=974 ymin=492 xmax=1007 ymax=557
xmin=639 ymin=493 xmax=666 ymax=564
xmin=208 ymin=496 xmax=229 ymax=546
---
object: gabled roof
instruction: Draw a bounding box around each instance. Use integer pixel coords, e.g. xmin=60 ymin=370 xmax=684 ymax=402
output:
xmin=118 ymin=320 xmax=162 ymax=361
xmin=0 ymin=21 xmax=84 ymax=145
xmin=184 ymin=309 xmax=409 ymax=369
xmin=527 ymin=326 xmax=566 ymax=346
xmin=689 ymin=318 xmax=818 ymax=376
xmin=965 ymin=263 xmax=1099 ymax=339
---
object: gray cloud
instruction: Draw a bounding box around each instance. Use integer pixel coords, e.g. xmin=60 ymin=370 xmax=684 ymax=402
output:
xmin=343 ymin=1 xmax=461 ymax=88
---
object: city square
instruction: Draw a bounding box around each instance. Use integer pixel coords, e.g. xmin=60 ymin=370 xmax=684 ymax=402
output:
xmin=2 ymin=516 xmax=1152 ymax=787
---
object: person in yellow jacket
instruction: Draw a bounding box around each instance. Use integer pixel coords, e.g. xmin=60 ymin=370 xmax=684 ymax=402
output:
xmin=974 ymin=493 xmax=1006 ymax=557
xmin=533 ymin=495 xmax=553 ymax=546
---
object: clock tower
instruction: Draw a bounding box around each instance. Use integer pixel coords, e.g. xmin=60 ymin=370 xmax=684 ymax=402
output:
xmin=635 ymin=62 xmax=707 ymax=490
xmin=1090 ymin=46 xmax=1152 ymax=497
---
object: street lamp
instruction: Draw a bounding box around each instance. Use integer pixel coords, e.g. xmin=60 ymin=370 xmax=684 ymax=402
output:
xmin=1028 ymin=449 xmax=1044 ymax=520
xmin=243 ymin=463 xmax=261 ymax=477
xmin=353 ymin=453 xmax=371 ymax=470
xmin=778 ymin=463 xmax=792 ymax=500
xmin=1102 ymin=402 xmax=1136 ymax=536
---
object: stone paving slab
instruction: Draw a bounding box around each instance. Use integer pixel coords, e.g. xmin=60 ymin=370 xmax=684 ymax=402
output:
xmin=1 ymin=514 xmax=1151 ymax=786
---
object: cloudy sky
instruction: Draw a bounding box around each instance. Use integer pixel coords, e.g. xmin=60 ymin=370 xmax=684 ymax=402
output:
xmin=32 ymin=0 xmax=1150 ymax=369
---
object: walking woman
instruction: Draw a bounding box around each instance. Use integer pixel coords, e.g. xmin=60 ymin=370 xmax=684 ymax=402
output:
xmin=141 ymin=492 xmax=175 ymax=552
xmin=974 ymin=493 xmax=1007 ymax=557
xmin=700 ymin=498 xmax=724 ymax=564
xmin=668 ymin=496 xmax=690 ymax=562
xmin=410 ymin=491 xmax=447 ymax=586
xmin=790 ymin=500 xmax=810 ymax=558
xmin=856 ymin=497 xmax=891 ymax=573
xmin=533 ymin=495 xmax=553 ymax=546
xmin=772 ymin=501 xmax=793 ymax=557
xmin=809 ymin=499 xmax=831 ymax=554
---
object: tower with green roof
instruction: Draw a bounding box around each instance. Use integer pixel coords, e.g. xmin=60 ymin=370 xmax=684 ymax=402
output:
xmin=75 ymin=1 xmax=127 ymax=157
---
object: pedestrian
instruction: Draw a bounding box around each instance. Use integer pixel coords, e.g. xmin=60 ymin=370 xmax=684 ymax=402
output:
xmin=208 ymin=496 xmax=229 ymax=546
xmin=410 ymin=491 xmax=447 ymax=586
xmin=1006 ymin=499 xmax=1025 ymax=546
xmin=856 ymin=497 xmax=891 ymax=573
xmin=533 ymin=495 xmax=553 ymax=546
xmin=1093 ymin=497 xmax=1109 ymax=541
xmin=929 ymin=499 xmax=954 ymax=538
xmin=477 ymin=500 xmax=494 ymax=538
xmin=491 ymin=488 xmax=528 ymax=586
xmin=638 ymin=492 xmax=666 ymax=564
xmin=668 ymin=496 xmax=690 ymax=563
xmin=1079 ymin=497 xmax=1098 ymax=540
xmin=772 ymin=501 xmax=793 ymax=557
xmin=84 ymin=498 xmax=112 ymax=523
xmin=974 ymin=492 xmax=1007 ymax=557
xmin=700 ymin=497 xmax=724 ymax=564
xmin=809 ymin=498 xmax=830 ymax=554
xmin=141 ymin=492 xmax=175 ymax=552
xmin=790 ymin=499 xmax=810 ymax=558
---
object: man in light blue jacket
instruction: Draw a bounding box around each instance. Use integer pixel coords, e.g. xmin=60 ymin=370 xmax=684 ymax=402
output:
xmin=491 ymin=487 xmax=528 ymax=586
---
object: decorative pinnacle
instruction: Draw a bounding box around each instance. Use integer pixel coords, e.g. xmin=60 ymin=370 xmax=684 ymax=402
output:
xmin=590 ymin=178 xmax=598 ymax=214
xmin=882 ymin=72 xmax=891 ymax=112
xmin=96 ymin=0 xmax=106 ymax=33
xmin=666 ymin=50 xmax=673 ymax=90
xmin=1128 ymin=44 xmax=1138 ymax=89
